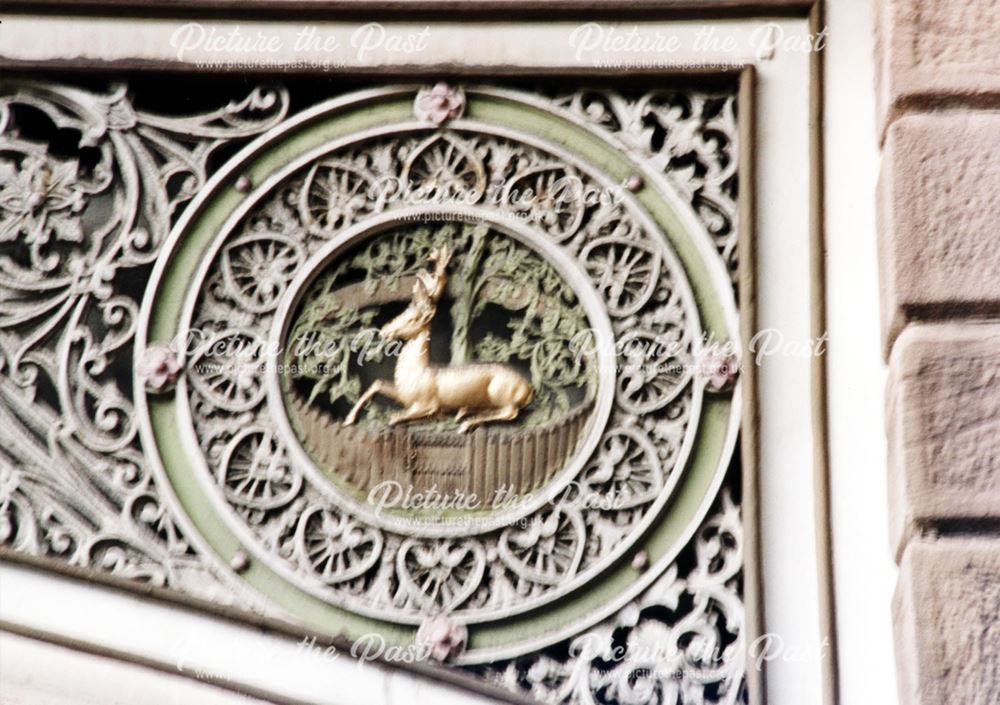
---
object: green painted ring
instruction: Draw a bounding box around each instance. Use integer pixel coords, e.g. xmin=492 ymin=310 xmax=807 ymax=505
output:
xmin=140 ymin=87 xmax=738 ymax=661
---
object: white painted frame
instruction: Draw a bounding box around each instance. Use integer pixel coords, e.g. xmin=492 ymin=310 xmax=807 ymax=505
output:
xmin=0 ymin=10 xmax=897 ymax=704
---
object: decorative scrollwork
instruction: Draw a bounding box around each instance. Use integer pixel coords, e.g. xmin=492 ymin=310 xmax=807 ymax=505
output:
xmin=554 ymin=89 xmax=739 ymax=286
xmin=503 ymin=166 xmax=588 ymax=241
xmin=617 ymin=329 xmax=693 ymax=415
xmin=299 ymin=158 xmax=376 ymax=234
xmin=0 ymin=79 xmax=288 ymax=603
xmin=479 ymin=491 xmax=744 ymax=705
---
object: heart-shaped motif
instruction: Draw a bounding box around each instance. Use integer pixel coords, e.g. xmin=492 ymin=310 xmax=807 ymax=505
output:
xmin=221 ymin=233 xmax=305 ymax=314
xmin=580 ymin=235 xmax=661 ymax=318
xmin=497 ymin=508 xmax=585 ymax=586
xmin=580 ymin=427 xmax=663 ymax=509
xmin=396 ymin=539 xmax=486 ymax=612
xmin=187 ymin=329 xmax=266 ymax=412
xmin=295 ymin=506 xmax=383 ymax=584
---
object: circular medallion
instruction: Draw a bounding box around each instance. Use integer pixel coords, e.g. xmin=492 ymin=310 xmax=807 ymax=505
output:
xmin=137 ymin=86 xmax=739 ymax=662
xmin=271 ymin=208 xmax=615 ymax=536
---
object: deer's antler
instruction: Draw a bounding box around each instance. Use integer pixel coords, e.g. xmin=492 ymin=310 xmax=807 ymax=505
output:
xmin=417 ymin=246 xmax=451 ymax=302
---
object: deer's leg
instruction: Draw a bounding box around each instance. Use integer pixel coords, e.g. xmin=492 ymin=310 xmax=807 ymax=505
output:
xmin=389 ymin=403 xmax=439 ymax=426
xmin=458 ymin=405 xmax=519 ymax=434
xmin=454 ymin=407 xmax=473 ymax=421
xmin=344 ymin=380 xmax=401 ymax=426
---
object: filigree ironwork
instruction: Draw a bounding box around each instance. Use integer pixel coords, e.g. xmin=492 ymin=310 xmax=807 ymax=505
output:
xmin=183 ymin=124 xmax=703 ymax=624
xmin=480 ymin=490 xmax=744 ymax=705
xmin=554 ymin=90 xmax=739 ymax=285
xmin=0 ymin=80 xmax=289 ymax=602
xmin=0 ymin=79 xmax=743 ymax=703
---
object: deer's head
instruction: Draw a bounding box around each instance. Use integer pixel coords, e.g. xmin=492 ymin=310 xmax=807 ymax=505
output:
xmin=380 ymin=247 xmax=451 ymax=341
xmin=381 ymin=280 xmax=436 ymax=340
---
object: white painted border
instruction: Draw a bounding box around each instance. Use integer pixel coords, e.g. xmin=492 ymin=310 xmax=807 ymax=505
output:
xmin=823 ymin=0 xmax=898 ymax=703
xmin=0 ymin=562 xmax=513 ymax=705
xmin=744 ymin=20 xmax=825 ymax=705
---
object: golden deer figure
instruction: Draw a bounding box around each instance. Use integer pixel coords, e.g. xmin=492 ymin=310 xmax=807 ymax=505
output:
xmin=343 ymin=247 xmax=533 ymax=433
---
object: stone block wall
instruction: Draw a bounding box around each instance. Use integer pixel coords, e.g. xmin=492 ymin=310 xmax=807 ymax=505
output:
xmin=877 ymin=0 xmax=1000 ymax=702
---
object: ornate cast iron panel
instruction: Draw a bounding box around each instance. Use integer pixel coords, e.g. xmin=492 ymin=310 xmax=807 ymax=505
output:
xmin=0 ymin=78 xmax=744 ymax=704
